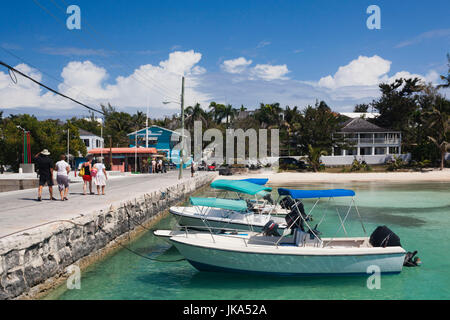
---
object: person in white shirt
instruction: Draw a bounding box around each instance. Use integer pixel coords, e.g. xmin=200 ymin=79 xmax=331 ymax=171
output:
xmin=93 ymin=159 xmax=108 ymax=195
xmin=55 ymin=154 xmax=70 ymax=201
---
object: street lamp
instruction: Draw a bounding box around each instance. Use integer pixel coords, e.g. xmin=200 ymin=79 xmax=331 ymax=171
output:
xmin=163 ymin=77 xmax=184 ymax=179
xmin=16 ymin=125 xmax=31 ymax=164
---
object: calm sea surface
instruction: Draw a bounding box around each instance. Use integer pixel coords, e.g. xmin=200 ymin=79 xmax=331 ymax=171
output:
xmin=46 ymin=181 xmax=450 ymax=300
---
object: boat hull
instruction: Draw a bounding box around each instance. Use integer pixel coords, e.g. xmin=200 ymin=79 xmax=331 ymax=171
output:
xmin=170 ymin=237 xmax=405 ymax=276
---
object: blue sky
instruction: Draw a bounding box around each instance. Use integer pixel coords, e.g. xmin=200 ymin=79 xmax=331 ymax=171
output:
xmin=1 ymin=0 xmax=449 ymax=118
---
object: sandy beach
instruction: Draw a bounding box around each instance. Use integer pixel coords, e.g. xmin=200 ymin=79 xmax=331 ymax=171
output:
xmin=213 ymin=168 xmax=450 ymax=184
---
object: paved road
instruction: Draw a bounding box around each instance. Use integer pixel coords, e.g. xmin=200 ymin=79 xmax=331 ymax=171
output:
xmin=0 ymin=170 xmax=209 ymax=238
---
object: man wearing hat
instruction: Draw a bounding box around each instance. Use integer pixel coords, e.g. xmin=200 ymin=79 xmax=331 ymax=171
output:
xmin=34 ymin=149 xmax=56 ymax=201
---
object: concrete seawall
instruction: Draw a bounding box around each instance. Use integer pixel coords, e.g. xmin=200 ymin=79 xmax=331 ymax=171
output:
xmin=0 ymin=173 xmax=216 ymax=300
xmin=0 ymin=179 xmax=39 ymax=193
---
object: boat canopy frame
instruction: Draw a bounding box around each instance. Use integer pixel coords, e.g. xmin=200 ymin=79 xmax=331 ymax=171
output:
xmin=275 ymin=188 xmax=367 ymax=247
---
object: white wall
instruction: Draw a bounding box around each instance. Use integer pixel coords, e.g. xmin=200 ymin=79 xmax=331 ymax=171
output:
xmin=321 ymin=154 xmax=411 ymax=166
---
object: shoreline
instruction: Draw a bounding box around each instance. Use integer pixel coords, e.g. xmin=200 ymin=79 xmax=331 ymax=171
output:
xmin=214 ymin=168 xmax=450 ymax=184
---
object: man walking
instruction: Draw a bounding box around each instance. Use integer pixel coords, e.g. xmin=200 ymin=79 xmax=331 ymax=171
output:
xmin=34 ymin=149 xmax=56 ymax=201
xmin=55 ymin=154 xmax=70 ymax=201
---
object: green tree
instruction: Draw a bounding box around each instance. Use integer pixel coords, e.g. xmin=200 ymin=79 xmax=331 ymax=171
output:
xmin=371 ymin=78 xmax=424 ymax=153
xmin=295 ymin=101 xmax=347 ymax=155
xmin=421 ymin=87 xmax=450 ymax=170
xmin=354 ymin=104 xmax=369 ymax=112
xmin=307 ymin=145 xmax=327 ymax=172
xmin=185 ymin=103 xmax=209 ymax=129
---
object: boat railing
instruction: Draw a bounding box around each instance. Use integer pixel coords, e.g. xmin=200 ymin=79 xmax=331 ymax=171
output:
xmin=175 ymin=224 xmax=301 ymax=249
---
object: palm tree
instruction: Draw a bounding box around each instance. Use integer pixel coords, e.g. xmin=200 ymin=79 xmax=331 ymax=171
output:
xmin=208 ymin=102 xmax=226 ymax=124
xmin=307 ymin=144 xmax=328 ymax=172
xmin=185 ymin=103 xmax=209 ymax=129
xmin=423 ymin=95 xmax=449 ymax=170
xmin=222 ymin=104 xmax=237 ymax=127
xmin=256 ymin=103 xmax=283 ymax=128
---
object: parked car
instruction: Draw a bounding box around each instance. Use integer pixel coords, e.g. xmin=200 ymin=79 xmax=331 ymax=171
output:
xmin=279 ymin=157 xmax=307 ymax=170
xmin=218 ymin=164 xmax=232 ymax=176
xmin=207 ymin=163 xmax=216 ymax=171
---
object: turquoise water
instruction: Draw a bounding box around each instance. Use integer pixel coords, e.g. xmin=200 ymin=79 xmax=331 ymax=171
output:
xmin=47 ymin=182 xmax=450 ymax=300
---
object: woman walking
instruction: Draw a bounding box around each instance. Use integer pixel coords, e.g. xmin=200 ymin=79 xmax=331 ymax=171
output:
xmin=55 ymin=154 xmax=70 ymax=201
xmin=93 ymin=158 xmax=108 ymax=195
xmin=80 ymin=157 xmax=93 ymax=195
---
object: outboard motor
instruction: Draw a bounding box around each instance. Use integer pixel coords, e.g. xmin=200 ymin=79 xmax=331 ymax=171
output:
xmin=263 ymin=193 xmax=274 ymax=205
xmin=262 ymin=220 xmax=280 ymax=236
xmin=404 ymin=250 xmax=421 ymax=267
xmin=370 ymin=226 xmax=421 ymax=267
xmin=289 ymin=199 xmax=312 ymax=221
xmin=285 ymin=209 xmax=305 ymax=232
xmin=369 ymin=225 xmax=401 ymax=247
xmin=280 ymin=197 xmax=295 ymax=210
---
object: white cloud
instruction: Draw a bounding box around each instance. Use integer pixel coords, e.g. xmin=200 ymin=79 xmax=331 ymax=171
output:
xmin=250 ymin=64 xmax=289 ymax=81
xmin=395 ymin=28 xmax=450 ymax=48
xmin=221 ymin=57 xmax=253 ymax=74
xmin=314 ymin=55 xmax=441 ymax=101
xmin=0 ymin=50 xmax=212 ymax=114
xmin=256 ymin=40 xmax=271 ymax=48
xmin=318 ymin=55 xmax=391 ymax=88
xmin=1 ymin=51 xmax=443 ymax=119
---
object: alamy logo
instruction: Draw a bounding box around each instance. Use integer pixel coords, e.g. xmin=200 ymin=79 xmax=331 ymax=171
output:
xmin=366 ymin=265 xmax=381 ymax=290
xmin=171 ymin=121 xmax=279 ymax=165
xmin=366 ymin=5 xmax=381 ymax=30
xmin=66 ymin=5 xmax=81 ymax=30
xmin=66 ymin=265 xmax=81 ymax=290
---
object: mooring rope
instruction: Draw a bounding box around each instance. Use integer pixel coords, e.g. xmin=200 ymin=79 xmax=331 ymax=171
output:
xmin=0 ymin=218 xmax=185 ymax=263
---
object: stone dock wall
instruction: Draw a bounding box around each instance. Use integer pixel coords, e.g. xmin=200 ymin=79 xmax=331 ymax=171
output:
xmin=0 ymin=173 xmax=216 ymax=300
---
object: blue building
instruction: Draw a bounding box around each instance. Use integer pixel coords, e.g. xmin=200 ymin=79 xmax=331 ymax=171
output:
xmin=127 ymin=125 xmax=191 ymax=167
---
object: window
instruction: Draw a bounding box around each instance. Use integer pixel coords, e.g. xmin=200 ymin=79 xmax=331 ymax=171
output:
xmin=375 ymin=147 xmax=386 ymax=155
xmin=389 ymin=147 xmax=399 ymax=154
xmin=83 ymin=139 xmax=90 ymax=147
xmin=360 ymin=147 xmax=372 ymax=155
xmin=346 ymin=148 xmax=357 ymax=156
xmin=333 ymin=147 xmax=343 ymax=156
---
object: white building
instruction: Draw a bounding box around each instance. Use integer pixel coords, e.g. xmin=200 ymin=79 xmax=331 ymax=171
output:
xmin=79 ymin=128 xmax=104 ymax=152
xmin=321 ymin=117 xmax=408 ymax=166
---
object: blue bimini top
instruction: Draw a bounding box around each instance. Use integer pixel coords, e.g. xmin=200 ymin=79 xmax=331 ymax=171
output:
xmin=278 ymin=188 xmax=355 ymax=199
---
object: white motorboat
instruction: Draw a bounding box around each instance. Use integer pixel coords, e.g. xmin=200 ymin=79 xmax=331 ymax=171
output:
xmin=165 ymin=188 xmax=418 ymax=276
xmin=170 ymin=197 xmax=288 ymax=233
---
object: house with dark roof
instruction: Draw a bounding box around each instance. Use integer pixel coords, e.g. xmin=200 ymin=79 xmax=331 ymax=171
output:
xmin=321 ymin=117 xmax=405 ymax=165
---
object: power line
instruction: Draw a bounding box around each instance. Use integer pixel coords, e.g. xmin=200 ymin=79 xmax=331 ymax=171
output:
xmin=33 ymin=0 xmax=181 ymax=101
xmin=0 ymin=60 xmax=105 ymax=115
xmin=0 ymin=46 xmax=105 ymax=111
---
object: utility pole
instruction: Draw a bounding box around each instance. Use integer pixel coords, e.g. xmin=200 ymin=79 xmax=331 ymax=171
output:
xmin=67 ymin=127 xmax=70 ymax=163
xmin=146 ymin=101 xmax=149 ymax=148
xmin=100 ymin=122 xmax=103 ymax=161
xmin=179 ymin=76 xmax=185 ymax=180
xmin=109 ymin=135 xmax=113 ymax=170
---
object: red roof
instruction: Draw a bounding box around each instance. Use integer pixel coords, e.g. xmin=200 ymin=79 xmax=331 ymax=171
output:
xmin=88 ymin=147 xmax=157 ymax=155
